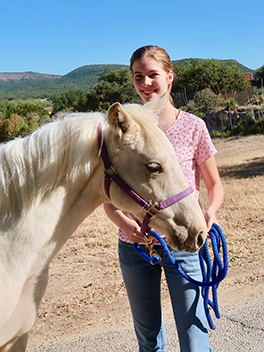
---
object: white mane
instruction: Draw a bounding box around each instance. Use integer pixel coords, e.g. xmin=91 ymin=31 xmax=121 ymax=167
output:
xmin=0 ymin=112 xmax=106 ymax=220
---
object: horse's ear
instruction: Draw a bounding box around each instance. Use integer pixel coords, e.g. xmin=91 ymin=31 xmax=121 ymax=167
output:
xmin=143 ymin=93 xmax=169 ymax=117
xmin=107 ymin=102 xmax=131 ymax=135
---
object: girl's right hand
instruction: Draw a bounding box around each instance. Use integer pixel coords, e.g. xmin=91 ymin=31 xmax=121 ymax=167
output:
xmin=120 ymin=216 xmax=143 ymax=243
xmin=103 ymin=202 xmax=143 ymax=243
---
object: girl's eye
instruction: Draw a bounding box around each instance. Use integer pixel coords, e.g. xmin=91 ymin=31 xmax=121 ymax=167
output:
xmin=146 ymin=162 xmax=163 ymax=174
xmin=134 ymin=75 xmax=143 ymax=80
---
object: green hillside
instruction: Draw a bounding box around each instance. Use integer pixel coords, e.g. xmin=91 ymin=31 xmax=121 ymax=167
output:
xmin=0 ymin=64 xmax=126 ymax=100
xmin=0 ymin=60 xmax=258 ymax=100
xmin=173 ymin=58 xmax=254 ymax=73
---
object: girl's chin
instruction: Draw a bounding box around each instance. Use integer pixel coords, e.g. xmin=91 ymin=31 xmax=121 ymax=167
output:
xmin=141 ymin=92 xmax=158 ymax=103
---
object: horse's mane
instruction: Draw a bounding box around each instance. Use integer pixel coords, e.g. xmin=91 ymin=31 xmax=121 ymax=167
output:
xmin=0 ymin=112 xmax=106 ymax=220
xmin=0 ymin=103 xmax=161 ymax=220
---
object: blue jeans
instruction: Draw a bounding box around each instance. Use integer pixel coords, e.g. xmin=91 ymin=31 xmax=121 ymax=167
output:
xmin=118 ymin=240 xmax=212 ymax=352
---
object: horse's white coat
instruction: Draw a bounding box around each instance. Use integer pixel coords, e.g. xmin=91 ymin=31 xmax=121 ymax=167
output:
xmin=0 ymin=99 xmax=206 ymax=351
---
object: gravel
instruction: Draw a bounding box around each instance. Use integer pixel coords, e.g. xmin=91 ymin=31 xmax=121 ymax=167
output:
xmin=28 ymin=296 xmax=264 ymax=351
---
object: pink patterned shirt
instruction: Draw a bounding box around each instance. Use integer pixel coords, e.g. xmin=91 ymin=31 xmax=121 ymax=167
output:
xmin=119 ymin=110 xmax=217 ymax=243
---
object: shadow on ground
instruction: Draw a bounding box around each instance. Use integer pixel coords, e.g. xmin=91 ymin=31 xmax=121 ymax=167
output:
xmin=219 ymin=157 xmax=264 ymax=179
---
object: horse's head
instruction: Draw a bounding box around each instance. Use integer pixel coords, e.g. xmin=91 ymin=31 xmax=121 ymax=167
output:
xmin=103 ymin=97 xmax=207 ymax=253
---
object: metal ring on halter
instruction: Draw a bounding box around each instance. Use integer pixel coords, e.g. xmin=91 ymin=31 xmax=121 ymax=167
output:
xmin=145 ymin=202 xmax=162 ymax=218
xmin=104 ymin=165 xmax=116 ymax=179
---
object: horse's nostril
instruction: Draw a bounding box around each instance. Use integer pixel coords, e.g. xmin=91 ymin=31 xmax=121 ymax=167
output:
xmin=197 ymin=231 xmax=205 ymax=248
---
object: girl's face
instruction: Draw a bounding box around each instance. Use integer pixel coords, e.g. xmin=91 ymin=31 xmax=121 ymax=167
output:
xmin=131 ymin=57 xmax=174 ymax=104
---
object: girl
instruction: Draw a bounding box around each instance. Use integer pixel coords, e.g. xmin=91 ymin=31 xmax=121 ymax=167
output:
xmin=104 ymin=45 xmax=224 ymax=352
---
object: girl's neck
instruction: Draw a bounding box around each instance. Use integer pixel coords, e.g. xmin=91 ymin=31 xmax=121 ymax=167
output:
xmin=158 ymin=101 xmax=179 ymax=132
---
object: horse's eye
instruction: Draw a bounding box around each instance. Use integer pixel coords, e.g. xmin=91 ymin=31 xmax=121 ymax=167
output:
xmin=146 ymin=162 xmax=163 ymax=174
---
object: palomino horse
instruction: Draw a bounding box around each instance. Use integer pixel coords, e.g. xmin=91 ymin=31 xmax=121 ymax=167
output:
xmin=0 ymin=97 xmax=207 ymax=351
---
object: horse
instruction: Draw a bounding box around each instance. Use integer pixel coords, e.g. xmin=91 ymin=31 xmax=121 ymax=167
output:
xmin=0 ymin=96 xmax=207 ymax=351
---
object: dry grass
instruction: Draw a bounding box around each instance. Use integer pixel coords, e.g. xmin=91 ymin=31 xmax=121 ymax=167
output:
xmin=207 ymin=135 xmax=264 ymax=268
xmin=28 ymin=134 xmax=264 ymax=346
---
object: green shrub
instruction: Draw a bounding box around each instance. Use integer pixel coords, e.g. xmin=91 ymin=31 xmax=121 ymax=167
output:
xmin=0 ymin=102 xmax=50 ymax=141
xmin=0 ymin=114 xmax=26 ymax=140
xmin=5 ymin=102 xmax=49 ymax=123
xmin=211 ymin=117 xmax=264 ymax=138
xmin=224 ymin=98 xmax=238 ymax=111
xmin=193 ymin=88 xmax=220 ymax=112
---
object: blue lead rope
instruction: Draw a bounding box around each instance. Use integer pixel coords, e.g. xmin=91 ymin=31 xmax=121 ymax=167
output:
xmin=133 ymin=223 xmax=228 ymax=330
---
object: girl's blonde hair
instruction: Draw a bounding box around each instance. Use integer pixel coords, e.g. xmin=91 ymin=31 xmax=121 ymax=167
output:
xmin=130 ymin=45 xmax=174 ymax=95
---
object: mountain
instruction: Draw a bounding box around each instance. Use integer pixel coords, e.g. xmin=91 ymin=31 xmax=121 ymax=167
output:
xmin=0 ymin=60 xmax=258 ymax=100
xmin=0 ymin=71 xmax=61 ymax=82
xmin=61 ymin=64 xmax=125 ymax=84
xmin=0 ymin=65 xmax=126 ymax=100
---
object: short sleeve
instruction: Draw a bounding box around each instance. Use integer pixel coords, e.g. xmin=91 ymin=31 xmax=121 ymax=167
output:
xmin=194 ymin=119 xmax=217 ymax=165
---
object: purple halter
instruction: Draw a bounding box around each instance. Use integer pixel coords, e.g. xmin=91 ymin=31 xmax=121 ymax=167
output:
xmin=97 ymin=124 xmax=193 ymax=235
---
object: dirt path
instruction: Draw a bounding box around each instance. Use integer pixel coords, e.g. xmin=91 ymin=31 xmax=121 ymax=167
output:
xmin=27 ymin=135 xmax=264 ymax=350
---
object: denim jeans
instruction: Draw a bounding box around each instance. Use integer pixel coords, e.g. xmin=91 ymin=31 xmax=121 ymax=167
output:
xmin=118 ymin=240 xmax=212 ymax=352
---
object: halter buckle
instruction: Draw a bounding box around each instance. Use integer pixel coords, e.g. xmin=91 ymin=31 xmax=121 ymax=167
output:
xmin=145 ymin=202 xmax=162 ymax=219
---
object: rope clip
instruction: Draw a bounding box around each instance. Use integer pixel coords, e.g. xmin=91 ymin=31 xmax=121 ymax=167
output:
xmin=143 ymin=234 xmax=161 ymax=264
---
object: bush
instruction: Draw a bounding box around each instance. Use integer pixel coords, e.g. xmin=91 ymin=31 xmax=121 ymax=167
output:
xmin=193 ymin=88 xmax=220 ymax=112
xmin=185 ymin=100 xmax=196 ymax=112
xmin=0 ymin=114 xmax=26 ymax=140
xmin=211 ymin=117 xmax=264 ymax=138
xmin=224 ymin=98 xmax=238 ymax=111
xmin=0 ymin=102 xmax=50 ymax=141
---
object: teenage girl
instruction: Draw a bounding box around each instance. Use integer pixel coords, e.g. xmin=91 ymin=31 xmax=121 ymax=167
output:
xmin=104 ymin=45 xmax=224 ymax=352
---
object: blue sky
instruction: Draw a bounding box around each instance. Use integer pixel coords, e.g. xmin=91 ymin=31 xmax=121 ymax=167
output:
xmin=1 ymin=0 xmax=263 ymax=75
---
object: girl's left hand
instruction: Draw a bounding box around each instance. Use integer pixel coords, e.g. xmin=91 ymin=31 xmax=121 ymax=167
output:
xmin=204 ymin=208 xmax=218 ymax=235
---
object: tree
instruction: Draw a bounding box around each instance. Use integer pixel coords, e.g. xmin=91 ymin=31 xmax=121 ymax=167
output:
xmin=52 ymin=89 xmax=88 ymax=113
xmin=172 ymin=59 xmax=250 ymax=106
xmin=85 ymin=66 xmax=141 ymax=111
xmin=51 ymin=67 xmax=140 ymax=113
xmin=254 ymin=65 xmax=264 ymax=86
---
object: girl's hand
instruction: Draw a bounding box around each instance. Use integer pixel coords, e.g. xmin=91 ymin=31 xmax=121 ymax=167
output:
xmin=204 ymin=207 xmax=218 ymax=234
xmin=120 ymin=216 xmax=143 ymax=243
xmin=104 ymin=202 xmax=144 ymax=243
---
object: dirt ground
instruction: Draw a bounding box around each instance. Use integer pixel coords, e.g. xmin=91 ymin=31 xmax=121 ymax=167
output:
xmin=28 ymin=134 xmax=264 ymax=348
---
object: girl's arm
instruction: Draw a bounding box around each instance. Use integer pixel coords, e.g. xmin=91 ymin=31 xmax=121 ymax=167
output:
xmin=103 ymin=202 xmax=143 ymax=242
xmin=199 ymin=155 xmax=224 ymax=231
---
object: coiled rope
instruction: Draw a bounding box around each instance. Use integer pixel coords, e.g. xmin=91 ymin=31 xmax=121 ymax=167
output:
xmin=133 ymin=223 xmax=228 ymax=329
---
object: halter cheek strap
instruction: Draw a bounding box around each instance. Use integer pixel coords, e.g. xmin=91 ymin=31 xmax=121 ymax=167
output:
xmin=97 ymin=123 xmax=193 ymax=235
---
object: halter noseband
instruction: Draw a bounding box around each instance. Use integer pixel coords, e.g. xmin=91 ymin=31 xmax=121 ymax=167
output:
xmin=97 ymin=124 xmax=193 ymax=235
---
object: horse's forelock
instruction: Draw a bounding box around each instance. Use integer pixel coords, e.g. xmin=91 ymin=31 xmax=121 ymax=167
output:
xmin=122 ymin=104 xmax=160 ymax=143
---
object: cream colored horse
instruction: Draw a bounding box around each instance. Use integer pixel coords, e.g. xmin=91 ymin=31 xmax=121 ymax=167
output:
xmin=0 ymin=97 xmax=206 ymax=351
